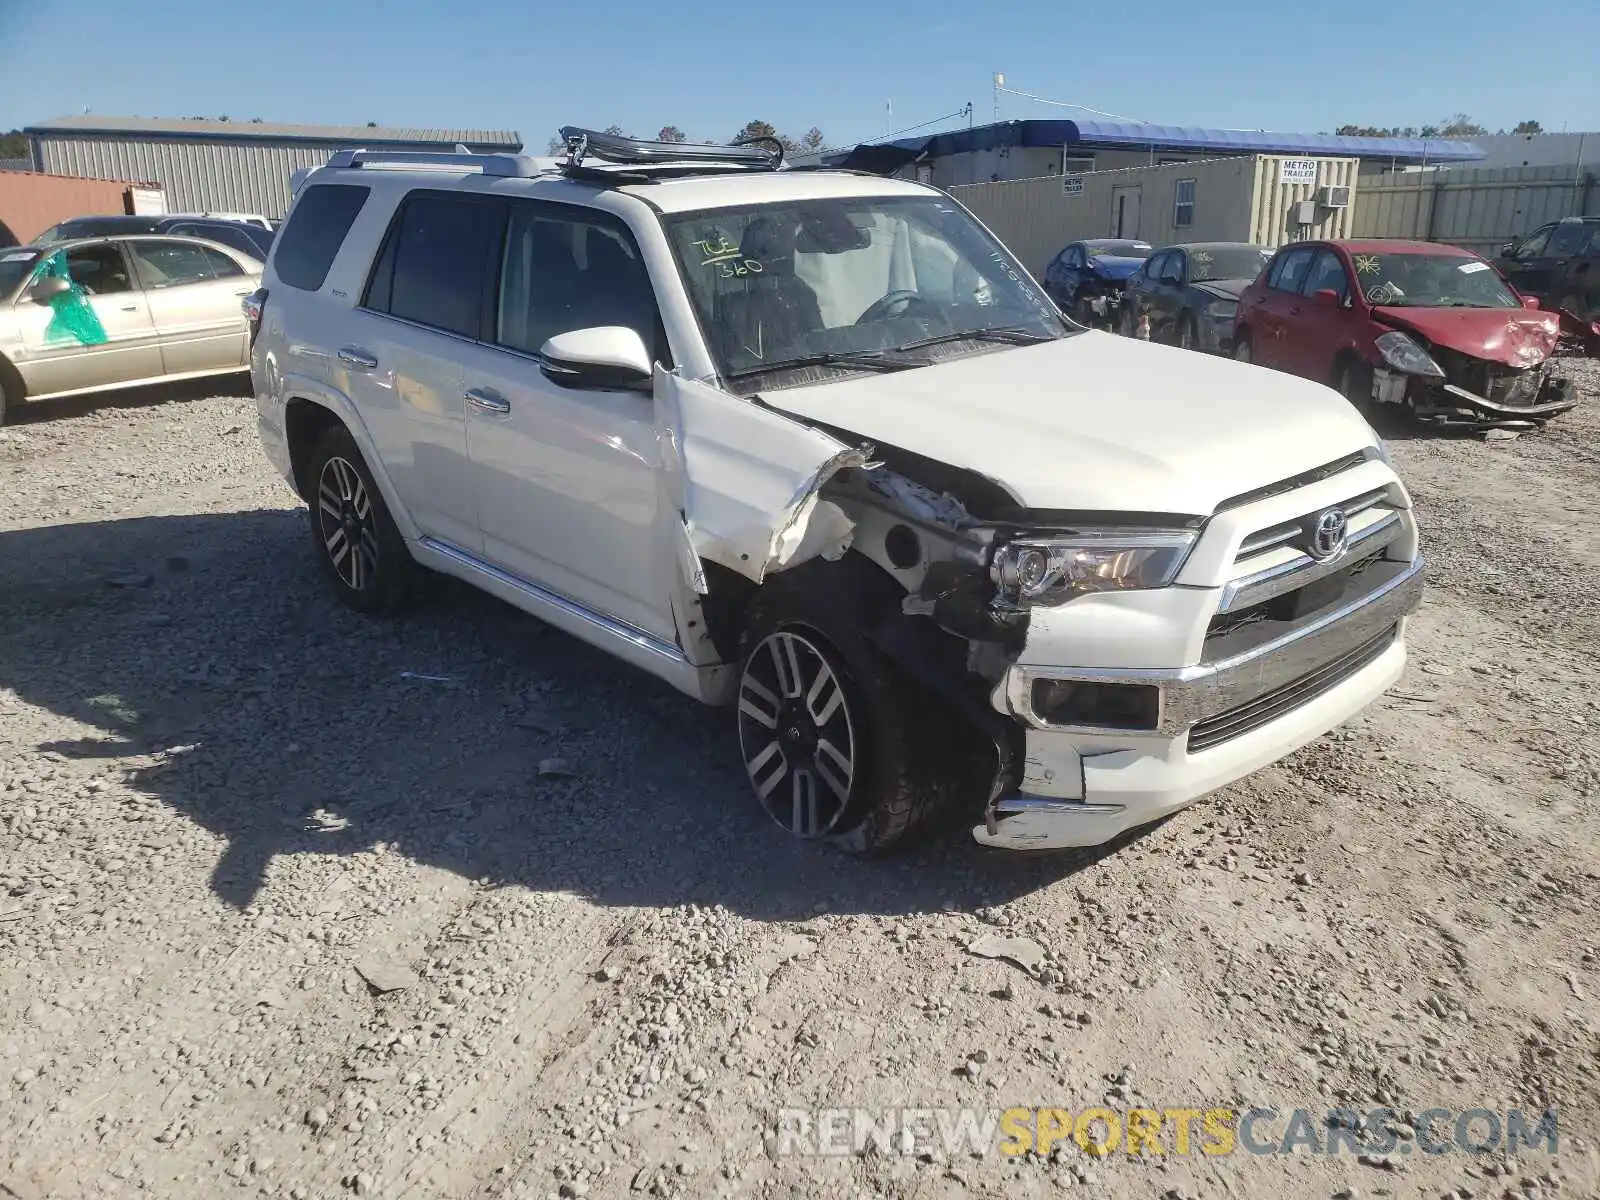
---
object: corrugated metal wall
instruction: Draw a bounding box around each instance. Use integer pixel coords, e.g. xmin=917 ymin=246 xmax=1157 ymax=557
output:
xmin=0 ymin=172 xmax=147 ymax=242
xmin=1248 ymin=156 xmax=1359 ymax=244
xmin=33 ymin=135 xmax=455 ymax=218
xmin=1351 ymin=164 xmax=1599 ymax=253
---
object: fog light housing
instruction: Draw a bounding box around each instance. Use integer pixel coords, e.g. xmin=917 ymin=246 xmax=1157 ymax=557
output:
xmin=1030 ymin=679 xmax=1160 ymax=730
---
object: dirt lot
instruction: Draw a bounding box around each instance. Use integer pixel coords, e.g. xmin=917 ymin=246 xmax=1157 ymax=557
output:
xmin=1 ymin=367 xmax=1598 ymax=1200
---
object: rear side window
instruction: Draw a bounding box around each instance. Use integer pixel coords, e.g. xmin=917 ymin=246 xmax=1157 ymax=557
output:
xmin=127 ymin=240 xmax=219 ymax=289
xmin=1267 ymin=247 xmax=1316 ymax=293
xmin=364 ymin=192 xmax=497 ymax=338
xmin=1548 ymin=222 xmax=1591 ymax=257
xmin=274 ymin=184 xmax=369 ymax=291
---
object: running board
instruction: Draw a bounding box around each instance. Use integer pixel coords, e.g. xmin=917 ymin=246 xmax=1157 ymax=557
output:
xmin=417 ymin=537 xmax=687 ymax=666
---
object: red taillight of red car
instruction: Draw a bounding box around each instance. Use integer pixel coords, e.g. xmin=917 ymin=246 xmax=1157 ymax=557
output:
xmin=242 ymin=288 xmax=267 ymax=348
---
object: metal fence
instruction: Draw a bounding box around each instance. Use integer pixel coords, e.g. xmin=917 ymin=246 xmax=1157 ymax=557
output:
xmin=1350 ymin=164 xmax=1599 ymax=253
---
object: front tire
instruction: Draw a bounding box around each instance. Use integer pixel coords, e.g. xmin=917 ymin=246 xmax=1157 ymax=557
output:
xmin=305 ymin=424 xmax=421 ymax=614
xmin=1177 ymin=311 xmax=1198 ymax=351
xmin=735 ymin=568 xmax=980 ymax=855
xmin=1232 ymin=332 xmax=1252 ymax=363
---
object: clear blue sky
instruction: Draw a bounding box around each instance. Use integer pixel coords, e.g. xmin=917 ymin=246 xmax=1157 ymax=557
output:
xmin=2 ymin=0 xmax=1597 ymax=151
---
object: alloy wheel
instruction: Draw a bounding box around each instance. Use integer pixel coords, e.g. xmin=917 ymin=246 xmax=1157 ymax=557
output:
xmin=737 ymin=629 xmax=858 ymax=838
xmin=316 ymin=456 xmax=380 ymax=591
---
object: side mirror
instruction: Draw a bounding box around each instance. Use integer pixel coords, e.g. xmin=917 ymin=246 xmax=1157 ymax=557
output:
xmin=539 ymin=326 xmax=653 ymax=391
xmin=1500 ymin=242 xmax=1517 ymax=257
xmin=29 ymin=276 xmax=71 ymax=304
xmin=1313 ymin=288 xmax=1341 ymax=305
xmin=1521 ymin=294 xmax=1541 ymax=310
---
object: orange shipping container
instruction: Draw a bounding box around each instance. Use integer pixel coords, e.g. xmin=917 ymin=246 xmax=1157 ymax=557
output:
xmin=0 ymin=171 xmax=163 ymax=245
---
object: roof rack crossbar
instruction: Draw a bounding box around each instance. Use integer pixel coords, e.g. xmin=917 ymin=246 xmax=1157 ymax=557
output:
xmin=323 ymin=148 xmax=548 ymax=178
xmin=558 ymin=126 xmax=783 ymax=172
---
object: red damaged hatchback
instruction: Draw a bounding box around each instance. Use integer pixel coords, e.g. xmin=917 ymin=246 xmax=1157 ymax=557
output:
xmin=1233 ymin=239 xmax=1577 ymax=428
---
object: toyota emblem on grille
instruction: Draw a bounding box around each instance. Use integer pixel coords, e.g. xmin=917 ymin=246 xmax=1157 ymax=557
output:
xmin=1307 ymin=507 xmax=1349 ymax=561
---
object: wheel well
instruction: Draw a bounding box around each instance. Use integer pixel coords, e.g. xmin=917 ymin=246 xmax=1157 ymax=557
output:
xmin=284 ymin=398 xmax=343 ymax=501
xmin=698 ymin=551 xmax=908 ymax=666
xmin=0 ymin=352 xmax=26 ymax=403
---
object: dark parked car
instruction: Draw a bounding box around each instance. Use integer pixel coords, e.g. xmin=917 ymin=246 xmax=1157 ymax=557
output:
xmin=34 ymin=214 xmax=275 ymax=262
xmin=1119 ymin=242 xmax=1272 ymax=352
xmin=1042 ymin=238 xmax=1152 ymax=327
xmin=1234 ymin=238 xmax=1575 ymax=428
xmin=1494 ymin=216 xmax=1600 ymax=321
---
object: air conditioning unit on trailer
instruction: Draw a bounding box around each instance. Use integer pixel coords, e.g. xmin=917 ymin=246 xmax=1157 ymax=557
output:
xmin=1318 ymin=185 xmax=1352 ymax=209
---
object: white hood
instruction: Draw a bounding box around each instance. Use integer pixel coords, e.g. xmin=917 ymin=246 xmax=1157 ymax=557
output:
xmin=760 ymin=331 xmax=1379 ymax=515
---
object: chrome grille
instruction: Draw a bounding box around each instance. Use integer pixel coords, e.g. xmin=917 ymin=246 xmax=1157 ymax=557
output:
xmin=1221 ymin=488 xmax=1403 ymax=617
xmin=1187 ymin=625 xmax=1398 ymax=753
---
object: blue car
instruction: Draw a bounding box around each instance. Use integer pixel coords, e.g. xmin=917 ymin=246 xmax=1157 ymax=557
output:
xmin=1042 ymin=239 xmax=1154 ymax=328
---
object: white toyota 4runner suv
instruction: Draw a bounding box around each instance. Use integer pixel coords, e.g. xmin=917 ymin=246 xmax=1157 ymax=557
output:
xmin=250 ymin=129 xmax=1423 ymax=854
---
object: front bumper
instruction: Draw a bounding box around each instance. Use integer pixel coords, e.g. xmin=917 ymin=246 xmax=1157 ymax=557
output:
xmin=973 ymin=554 xmax=1424 ymax=850
xmin=1375 ymin=366 xmax=1579 ymax=427
xmin=1196 ymin=311 xmax=1237 ymax=354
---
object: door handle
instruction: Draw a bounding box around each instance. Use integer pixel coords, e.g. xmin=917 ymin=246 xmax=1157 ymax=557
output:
xmin=120 ymin=305 xmax=139 ymax=312
xmin=464 ymin=387 xmax=510 ymax=414
xmin=338 ymin=347 xmax=378 ymax=370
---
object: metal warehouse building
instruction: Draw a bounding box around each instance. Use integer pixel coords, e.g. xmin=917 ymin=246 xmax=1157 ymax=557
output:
xmin=23 ymin=116 xmax=523 ymax=219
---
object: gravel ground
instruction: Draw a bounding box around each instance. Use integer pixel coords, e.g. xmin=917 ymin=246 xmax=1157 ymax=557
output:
xmin=1 ymin=366 xmax=1598 ymax=1200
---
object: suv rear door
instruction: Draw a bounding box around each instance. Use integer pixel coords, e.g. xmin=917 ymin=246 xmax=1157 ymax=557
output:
xmin=453 ymin=199 xmax=677 ymax=643
xmin=347 ymin=189 xmax=501 ymax=554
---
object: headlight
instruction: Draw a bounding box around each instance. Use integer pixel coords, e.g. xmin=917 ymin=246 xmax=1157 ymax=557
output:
xmin=1374 ymin=331 xmax=1444 ymax=378
xmin=1203 ymin=299 xmax=1238 ymax=319
xmin=989 ymin=530 xmax=1198 ymax=609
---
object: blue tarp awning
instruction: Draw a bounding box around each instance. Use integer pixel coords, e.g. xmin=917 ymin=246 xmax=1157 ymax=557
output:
xmin=824 ymin=119 xmax=1485 ymax=170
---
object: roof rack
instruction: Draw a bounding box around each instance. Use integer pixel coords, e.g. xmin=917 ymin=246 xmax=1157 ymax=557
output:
xmin=557 ymin=126 xmax=783 ymax=183
xmin=323 ymin=148 xmax=554 ymax=178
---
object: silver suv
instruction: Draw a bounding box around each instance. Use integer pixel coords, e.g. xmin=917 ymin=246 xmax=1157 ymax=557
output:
xmin=251 ymin=130 xmax=1421 ymax=855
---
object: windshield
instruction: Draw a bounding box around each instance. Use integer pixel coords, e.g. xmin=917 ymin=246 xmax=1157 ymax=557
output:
xmin=1087 ymin=241 xmax=1152 ymax=259
xmin=0 ymin=249 xmax=41 ymax=298
xmin=1351 ymin=252 xmax=1519 ymax=309
xmin=1189 ymin=246 xmax=1270 ymax=283
xmin=663 ymin=194 xmax=1068 ymax=386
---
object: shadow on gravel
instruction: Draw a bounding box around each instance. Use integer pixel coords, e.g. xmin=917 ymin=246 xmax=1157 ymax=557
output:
xmin=0 ymin=508 xmax=1128 ymax=920
xmin=7 ymin=371 xmax=252 ymax=426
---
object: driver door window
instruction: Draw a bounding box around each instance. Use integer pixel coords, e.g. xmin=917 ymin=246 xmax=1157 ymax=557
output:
xmin=1513 ymin=227 xmax=1553 ymax=260
xmin=1300 ymin=251 xmax=1350 ymax=301
xmin=1160 ymin=253 xmax=1185 ymax=285
xmin=60 ymin=244 xmax=135 ymax=295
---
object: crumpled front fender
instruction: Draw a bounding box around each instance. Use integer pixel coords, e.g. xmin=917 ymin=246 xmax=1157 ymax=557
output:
xmin=654 ymin=366 xmax=871 ymax=588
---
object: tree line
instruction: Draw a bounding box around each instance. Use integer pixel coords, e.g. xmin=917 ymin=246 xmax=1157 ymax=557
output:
xmin=1333 ymin=115 xmax=1544 ymax=138
xmin=547 ymin=121 xmax=826 ymax=156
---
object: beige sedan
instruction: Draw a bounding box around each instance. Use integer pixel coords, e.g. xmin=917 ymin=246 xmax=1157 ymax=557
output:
xmin=0 ymin=234 xmax=262 ymax=424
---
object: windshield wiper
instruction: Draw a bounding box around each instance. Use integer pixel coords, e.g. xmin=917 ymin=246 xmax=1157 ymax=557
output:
xmin=888 ymin=326 xmax=1056 ymax=354
xmin=724 ymin=350 xmax=915 ymax=381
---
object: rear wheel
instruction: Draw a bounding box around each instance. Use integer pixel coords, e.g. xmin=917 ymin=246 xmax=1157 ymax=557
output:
xmin=736 ymin=567 xmax=982 ymax=855
xmin=305 ymin=424 xmax=422 ymax=614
